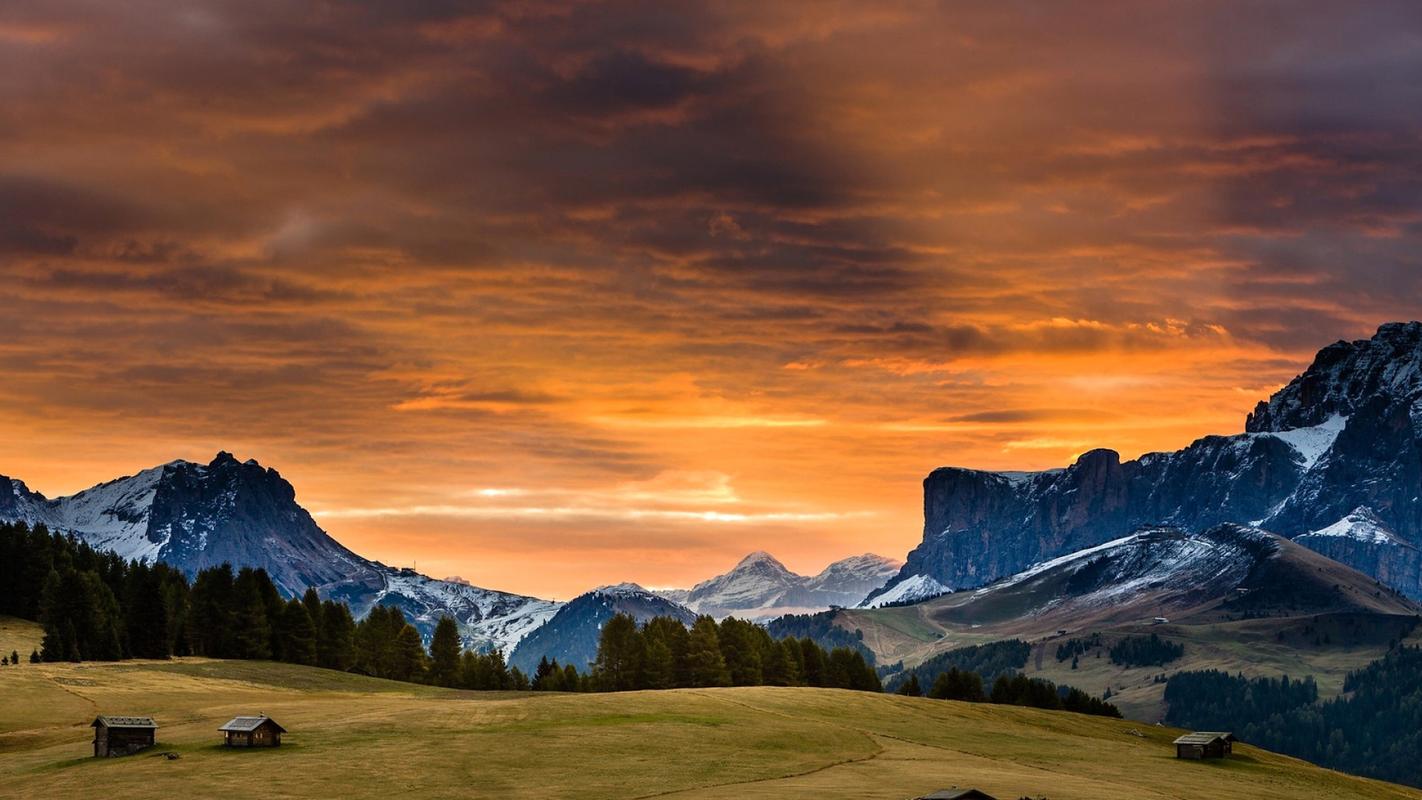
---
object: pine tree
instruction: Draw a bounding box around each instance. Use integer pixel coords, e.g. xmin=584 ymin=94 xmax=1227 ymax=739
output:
xmin=532 ymin=656 xmax=557 ymax=690
xmin=562 ymin=663 xmax=581 ymax=692
xmin=428 ymin=616 xmax=462 ymax=687
xmin=508 ymin=666 xmax=531 ymax=691
xmin=188 ymin=564 xmax=236 ymax=657
xmin=318 ymin=600 xmax=356 ymax=671
xmin=642 ymin=636 xmax=676 ymax=689
xmin=593 ymin=613 xmax=644 ymax=691
xmin=762 ymin=638 xmax=796 ymax=686
xmin=798 ymin=637 xmax=826 ymax=686
xmin=929 ymin=667 xmax=984 ymax=701
xmin=29 ymin=649 xmax=39 ymax=664
xmin=279 ymin=599 xmax=318 ymax=666
xmin=897 ymin=673 xmax=922 ymax=696
xmin=718 ymin=618 xmax=763 ymax=686
xmin=686 ymin=616 xmax=730 ymax=687
xmin=233 ymin=572 xmax=273 ymax=660
xmin=124 ymin=564 xmax=170 ymax=660
xmin=392 ymin=623 xmax=427 ymax=682
xmin=644 ymin=616 xmax=691 ymax=687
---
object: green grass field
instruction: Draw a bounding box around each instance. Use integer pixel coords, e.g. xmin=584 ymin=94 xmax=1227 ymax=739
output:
xmin=0 ymin=616 xmax=1415 ymax=800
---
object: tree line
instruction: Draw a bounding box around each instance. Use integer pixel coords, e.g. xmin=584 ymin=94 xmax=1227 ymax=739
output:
xmin=896 ymin=666 xmax=1120 ymax=717
xmin=1108 ymin=633 xmax=1183 ymax=667
xmin=585 ymin=613 xmax=881 ymax=692
xmin=0 ymin=522 xmax=880 ymax=693
xmin=1165 ymin=648 xmax=1422 ymax=788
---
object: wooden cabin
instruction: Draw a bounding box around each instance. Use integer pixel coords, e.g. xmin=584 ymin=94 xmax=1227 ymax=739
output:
xmin=915 ymin=789 xmax=998 ymax=800
xmin=1173 ymin=731 xmax=1236 ymax=759
xmin=219 ymin=715 xmax=287 ymax=747
xmin=91 ymin=716 xmax=157 ymax=757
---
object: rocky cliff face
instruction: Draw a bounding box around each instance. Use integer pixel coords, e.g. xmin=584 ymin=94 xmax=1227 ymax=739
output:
xmin=896 ymin=322 xmax=1422 ymax=599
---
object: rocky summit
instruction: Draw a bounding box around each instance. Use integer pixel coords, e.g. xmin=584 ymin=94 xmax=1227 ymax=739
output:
xmin=888 ymin=322 xmax=1422 ymax=600
xmin=0 ymin=452 xmax=556 ymax=653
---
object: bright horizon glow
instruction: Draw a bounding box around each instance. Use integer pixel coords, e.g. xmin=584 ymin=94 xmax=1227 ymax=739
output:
xmin=3 ymin=2 xmax=1421 ymax=597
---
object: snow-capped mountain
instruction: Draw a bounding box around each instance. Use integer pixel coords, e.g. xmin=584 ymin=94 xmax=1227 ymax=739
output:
xmin=508 ymin=583 xmax=695 ymax=674
xmin=0 ymin=452 xmax=558 ymax=652
xmin=924 ymin=523 xmax=1417 ymax=634
xmin=887 ymin=321 xmax=1422 ymax=601
xmin=659 ymin=550 xmax=902 ymax=619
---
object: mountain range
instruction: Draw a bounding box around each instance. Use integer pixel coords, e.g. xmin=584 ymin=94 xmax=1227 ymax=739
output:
xmin=0 ymin=452 xmax=557 ymax=653
xmin=653 ymin=551 xmax=901 ymax=619
xmin=6 ymin=320 xmax=1422 ymax=678
xmin=0 ymin=453 xmax=894 ymax=661
xmin=876 ymin=320 xmax=1422 ymax=603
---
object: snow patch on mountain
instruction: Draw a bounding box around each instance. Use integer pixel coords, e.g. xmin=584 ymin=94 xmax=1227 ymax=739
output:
xmin=857 ymin=574 xmax=950 ymax=608
xmin=1254 ymin=414 xmax=1348 ymax=470
xmin=1298 ymin=507 xmax=1404 ymax=546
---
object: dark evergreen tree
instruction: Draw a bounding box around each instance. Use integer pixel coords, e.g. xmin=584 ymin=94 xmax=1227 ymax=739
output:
xmin=593 ymin=613 xmax=644 ymax=691
xmin=929 ymin=667 xmax=984 ymax=702
xmin=318 ymin=600 xmax=356 ymax=671
xmin=897 ymin=673 xmax=922 ymax=697
xmin=686 ymin=616 xmax=730 ymax=687
xmin=278 ymin=599 xmax=318 ymax=666
xmin=798 ymin=637 xmax=826 ymax=687
xmin=392 ymin=622 xmax=427 ymax=682
xmin=428 ymin=616 xmax=462 ymax=687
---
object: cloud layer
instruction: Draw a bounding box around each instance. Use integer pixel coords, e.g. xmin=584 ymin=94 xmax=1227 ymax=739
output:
xmin=3 ymin=1 xmax=1421 ymax=597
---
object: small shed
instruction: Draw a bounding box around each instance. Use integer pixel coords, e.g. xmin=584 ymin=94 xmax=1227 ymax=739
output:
xmin=92 ymin=716 xmax=157 ymax=757
xmin=219 ymin=715 xmax=287 ymax=748
xmin=1174 ymin=731 xmax=1236 ymax=759
xmin=915 ymin=789 xmax=998 ymax=800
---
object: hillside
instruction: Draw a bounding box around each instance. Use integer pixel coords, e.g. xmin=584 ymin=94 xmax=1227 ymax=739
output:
xmin=834 ymin=525 xmax=1422 ymax=720
xmin=0 ymin=619 xmax=1415 ymax=800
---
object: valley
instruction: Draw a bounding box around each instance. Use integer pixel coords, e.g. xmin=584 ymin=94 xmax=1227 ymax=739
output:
xmin=1 ymin=616 xmax=1415 ymax=800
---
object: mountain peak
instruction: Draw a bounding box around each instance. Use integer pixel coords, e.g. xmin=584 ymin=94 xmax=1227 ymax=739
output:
xmin=594 ymin=581 xmax=651 ymax=597
xmin=735 ymin=550 xmax=786 ymax=570
xmin=1247 ymin=320 xmax=1422 ymax=433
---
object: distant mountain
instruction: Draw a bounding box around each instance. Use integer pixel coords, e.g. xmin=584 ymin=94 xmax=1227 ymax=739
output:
xmin=508 ymin=583 xmax=695 ymax=674
xmin=886 ymin=321 xmax=1422 ymax=600
xmin=0 ymin=452 xmax=558 ymax=653
xmin=658 ymin=551 xmax=902 ymax=619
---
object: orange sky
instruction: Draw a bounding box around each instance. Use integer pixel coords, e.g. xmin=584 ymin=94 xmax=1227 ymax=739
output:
xmin=3 ymin=1 xmax=1421 ymax=598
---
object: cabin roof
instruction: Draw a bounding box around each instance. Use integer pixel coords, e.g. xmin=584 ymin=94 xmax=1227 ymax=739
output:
xmin=1173 ymin=731 xmax=1235 ymax=745
xmin=218 ymin=715 xmax=287 ymax=733
xmin=92 ymin=716 xmax=157 ymax=729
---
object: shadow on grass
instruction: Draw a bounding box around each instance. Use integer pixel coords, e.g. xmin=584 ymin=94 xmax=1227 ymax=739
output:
xmin=34 ymin=741 xmax=305 ymax=774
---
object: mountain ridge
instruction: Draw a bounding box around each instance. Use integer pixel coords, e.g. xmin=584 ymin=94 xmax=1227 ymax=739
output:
xmin=0 ymin=452 xmax=557 ymax=654
xmin=656 ymin=550 xmax=901 ymax=619
xmin=887 ymin=321 xmax=1422 ymax=601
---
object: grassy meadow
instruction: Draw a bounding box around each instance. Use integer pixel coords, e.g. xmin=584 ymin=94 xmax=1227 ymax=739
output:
xmin=0 ymin=616 xmax=1415 ymax=800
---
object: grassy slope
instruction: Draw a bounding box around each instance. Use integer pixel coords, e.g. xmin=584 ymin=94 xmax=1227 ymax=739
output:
xmin=0 ymin=617 xmax=1415 ymax=800
xmin=838 ymin=603 xmax=1422 ymax=721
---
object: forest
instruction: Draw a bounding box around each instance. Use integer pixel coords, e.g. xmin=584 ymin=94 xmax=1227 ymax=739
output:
xmin=1108 ymin=633 xmax=1184 ymax=667
xmin=0 ymin=522 xmax=875 ymax=693
xmin=1165 ymin=648 xmax=1422 ymax=788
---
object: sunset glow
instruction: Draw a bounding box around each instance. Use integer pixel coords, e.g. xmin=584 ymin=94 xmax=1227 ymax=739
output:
xmin=3 ymin=1 xmax=1421 ymax=598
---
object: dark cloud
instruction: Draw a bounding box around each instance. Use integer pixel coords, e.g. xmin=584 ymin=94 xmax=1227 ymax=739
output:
xmin=3 ymin=0 xmax=1422 ymax=596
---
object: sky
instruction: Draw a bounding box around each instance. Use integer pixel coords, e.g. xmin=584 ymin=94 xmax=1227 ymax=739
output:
xmin=3 ymin=1 xmax=1422 ymax=599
